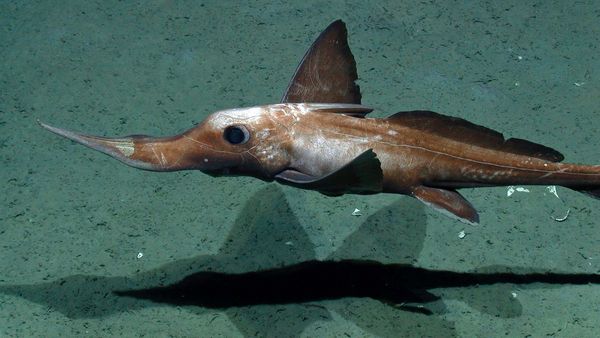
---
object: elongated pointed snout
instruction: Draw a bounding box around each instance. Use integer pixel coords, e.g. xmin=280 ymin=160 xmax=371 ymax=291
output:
xmin=38 ymin=120 xmax=240 ymax=172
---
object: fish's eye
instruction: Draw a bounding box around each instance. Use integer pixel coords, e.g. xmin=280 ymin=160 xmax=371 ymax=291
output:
xmin=223 ymin=125 xmax=250 ymax=145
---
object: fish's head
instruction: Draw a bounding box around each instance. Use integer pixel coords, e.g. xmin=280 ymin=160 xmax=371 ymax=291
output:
xmin=38 ymin=104 xmax=295 ymax=180
xmin=181 ymin=104 xmax=295 ymax=179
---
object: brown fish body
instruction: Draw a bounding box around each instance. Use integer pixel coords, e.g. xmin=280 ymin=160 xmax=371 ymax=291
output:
xmin=39 ymin=20 xmax=600 ymax=223
xmin=273 ymin=105 xmax=600 ymax=192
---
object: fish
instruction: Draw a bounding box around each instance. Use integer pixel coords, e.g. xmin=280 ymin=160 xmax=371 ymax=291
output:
xmin=39 ymin=20 xmax=600 ymax=224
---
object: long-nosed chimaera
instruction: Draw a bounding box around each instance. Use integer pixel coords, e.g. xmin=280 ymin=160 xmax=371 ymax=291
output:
xmin=40 ymin=20 xmax=600 ymax=224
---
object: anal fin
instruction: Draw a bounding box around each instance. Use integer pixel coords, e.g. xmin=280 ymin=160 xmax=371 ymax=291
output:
xmin=412 ymin=186 xmax=479 ymax=224
xmin=570 ymin=186 xmax=600 ymax=200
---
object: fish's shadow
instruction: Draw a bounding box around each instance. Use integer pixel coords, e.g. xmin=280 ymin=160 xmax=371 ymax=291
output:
xmin=2 ymin=185 xmax=600 ymax=337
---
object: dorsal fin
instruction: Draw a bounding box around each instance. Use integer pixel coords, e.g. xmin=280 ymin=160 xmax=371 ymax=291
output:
xmin=281 ymin=20 xmax=362 ymax=104
xmin=388 ymin=111 xmax=564 ymax=162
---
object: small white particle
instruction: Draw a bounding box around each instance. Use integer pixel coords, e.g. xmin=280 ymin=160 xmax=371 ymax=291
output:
xmin=514 ymin=82 xmax=520 ymax=87
xmin=352 ymin=208 xmax=362 ymax=216
xmin=553 ymin=208 xmax=570 ymax=222
xmin=511 ymin=292 xmax=517 ymax=298
xmin=458 ymin=230 xmax=466 ymax=239
xmin=285 ymin=241 xmax=293 ymax=246
xmin=546 ymin=186 xmax=560 ymax=199
xmin=507 ymin=186 xmax=529 ymax=196
xmin=517 ymin=55 xmax=523 ymax=60
xmin=507 ymin=186 xmax=515 ymax=197
xmin=204 ymin=158 xmax=208 ymax=162
xmin=137 ymin=252 xmax=144 ymax=259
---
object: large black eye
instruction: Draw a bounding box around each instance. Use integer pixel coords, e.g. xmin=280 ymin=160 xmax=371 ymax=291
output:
xmin=223 ymin=125 xmax=249 ymax=145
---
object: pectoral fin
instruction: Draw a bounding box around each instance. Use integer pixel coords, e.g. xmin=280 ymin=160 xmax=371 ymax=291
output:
xmin=412 ymin=186 xmax=479 ymax=224
xmin=275 ymin=149 xmax=383 ymax=196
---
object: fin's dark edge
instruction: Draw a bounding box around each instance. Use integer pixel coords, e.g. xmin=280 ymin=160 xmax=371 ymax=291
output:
xmin=388 ymin=110 xmax=564 ymax=162
xmin=281 ymin=20 xmax=362 ymax=104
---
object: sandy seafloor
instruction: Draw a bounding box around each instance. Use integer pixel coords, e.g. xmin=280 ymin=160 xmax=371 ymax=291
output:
xmin=2 ymin=0 xmax=600 ymax=337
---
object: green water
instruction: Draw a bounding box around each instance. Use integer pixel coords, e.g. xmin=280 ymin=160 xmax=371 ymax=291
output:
xmin=2 ymin=1 xmax=599 ymax=336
